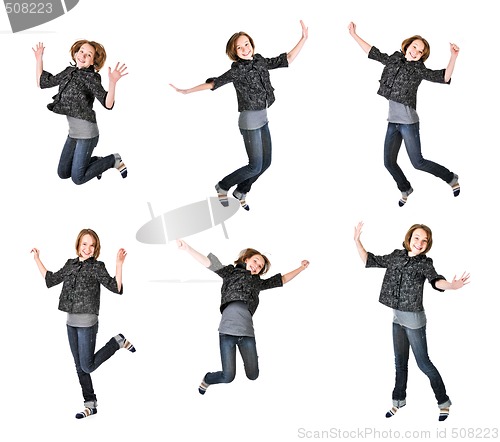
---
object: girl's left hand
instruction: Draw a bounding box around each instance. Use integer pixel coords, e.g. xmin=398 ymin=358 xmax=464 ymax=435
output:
xmin=449 ymin=43 xmax=460 ymax=57
xmin=116 ymin=248 xmax=127 ymax=264
xmin=109 ymin=62 xmax=128 ymax=83
xmin=299 ymin=20 xmax=308 ymax=40
xmin=450 ymin=271 xmax=470 ymax=289
xmin=301 ymin=260 xmax=310 ymax=269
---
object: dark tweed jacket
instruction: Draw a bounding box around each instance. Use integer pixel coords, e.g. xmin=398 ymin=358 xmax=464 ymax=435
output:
xmin=40 ymin=66 xmax=112 ymax=123
xmin=208 ymin=253 xmax=283 ymax=316
xmin=368 ymin=46 xmax=449 ymax=110
xmin=366 ymin=249 xmax=446 ymax=312
xmin=206 ymin=53 xmax=289 ymax=112
xmin=45 ymin=257 xmax=122 ymax=315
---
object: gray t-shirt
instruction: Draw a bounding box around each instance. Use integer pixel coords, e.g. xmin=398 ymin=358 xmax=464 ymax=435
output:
xmin=66 ymin=312 xmax=99 ymax=327
xmin=388 ymin=100 xmax=419 ymax=124
xmin=218 ymin=301 xmax=254 ymax=337
xmin=67 ymin=116 xmax=99 ymax=139
xmin=238 ymin=109 xmax=268 ymax=130
xmin=392 ymin=309 xmax=427 ymax=329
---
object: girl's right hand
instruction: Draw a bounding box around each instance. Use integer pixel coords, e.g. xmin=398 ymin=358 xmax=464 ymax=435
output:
xmin=32 ymin=42 xmax=44 ymax=60
xmin=348 ymin=22 xmax=357 ymax=36
xmin=169 ymin=84 xmax=188 ymax=94
xmin=177 ymin=239 xmax=189 ymax=250
xmin=31 ymin=248 xmax=40 ymax=259
xmin=354 ymin=221 xmax=364 ymax=242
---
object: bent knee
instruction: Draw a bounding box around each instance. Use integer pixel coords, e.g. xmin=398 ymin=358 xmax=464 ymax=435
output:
xmin=246 ymin=370 xmax=259 ymax=381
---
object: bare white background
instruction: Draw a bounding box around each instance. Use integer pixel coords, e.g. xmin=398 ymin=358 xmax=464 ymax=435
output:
xmin=0 ymin=0 xmax=497 ymax=440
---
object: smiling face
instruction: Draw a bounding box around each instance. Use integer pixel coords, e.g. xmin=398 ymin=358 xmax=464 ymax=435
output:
xmin=245 ymin=254 xmax=265 ymax=275
xmin=74 ymin=43 xmax=95 ymax=69
xmin=235 ymin=35 xmax=254 ymax=60
xmin=408 ymin=228 xmax=429 ymax=256
xmin=78 ymin=234 xmax=96 ymax=260
xmin=404 ymin=39 xmax=425 ymax=62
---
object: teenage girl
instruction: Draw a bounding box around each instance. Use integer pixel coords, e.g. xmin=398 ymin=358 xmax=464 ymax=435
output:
xmin=354 ymin=221 xmax=469 ymax=421
xmin=33 ymin=40 xmax=128 ymax=184
xmin=348 ymin=22 xmax=460 ymax=206
xmin=177 ymin=239 xmax=309 ymax=394
xmin=170 ymin=21 xmax=308 ymax=211
xmin=32 ymin=228 xmax=135 ymax=419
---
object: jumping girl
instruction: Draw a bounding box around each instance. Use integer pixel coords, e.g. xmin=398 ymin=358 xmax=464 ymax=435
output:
xmin=353 ymin=221 xmax=469 ymax=421
xmin=177 ymin=239 xmax=309 ymax=394
xmin=170 ymin=20 xmax=308 ymax=211
xmin=33 ymin=40 xmax=128 ymax=184
xmin=348 ymin=22 xmax=460 ymax=206
xmin=32 ymin=229 xmax=135 ymax=419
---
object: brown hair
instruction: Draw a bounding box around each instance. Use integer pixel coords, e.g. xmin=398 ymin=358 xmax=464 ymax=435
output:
xmin=401 ymin=35 xmax=430 ymax=62
xmin=226 ymin=32 xmax=255 ymax=61
xmin=234 ymin=248 xmax=270 ymax=275
xmin=75 ymin=228 xmax=101 ymax=259
xmin=70 ymin=40 xmax=107 ymax=71
xmin=403 ymin=224 xmax=433 ymax=255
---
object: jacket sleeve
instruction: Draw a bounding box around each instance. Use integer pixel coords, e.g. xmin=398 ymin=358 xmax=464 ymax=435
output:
xmin=265 ymin=53 xmax=289 ymax=70
xmin=86 ymin=72 xmax=113 ymax=109
xmin=206 ymin=68 xmax=234 ymax=91
xmin=258 ymin=273 xmax=283 ymax=291
xmin=39 ymin=67 xmax=71 ymax=89
xmin=45 ymin=259 xmax=72 ymax=288
xmin=368 ymin=46 xmax=391 ymax=65
xmin=420 ymin=66 xmax=449 ymax=84
xmin=94 ymin=261 xmax=122 ymax=294
xmin=365 ymin=250 xmax=395 ymax=268
xmin=422 ymin=257 xmax=446 ymax=292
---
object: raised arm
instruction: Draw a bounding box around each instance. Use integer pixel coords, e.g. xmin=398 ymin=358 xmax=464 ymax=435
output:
xmin=177 ymin=239 xmax=211 ymax=267
xmin=444 ymin=43 xmax=459 ymax=83
xmin=32 ymin=42 xmax=45 ymax=87
xmin=31 ymin=248 xmax=47 ymax=278
xmin=106 ymin=62 xmax=128 ymax=108
xmin=281 ymin=260 xmax=309 ymax=284
xmin=170 ymin=82 xmax=214 ymax=95
xmin=348 ymin=22 xmax=372 ymax=54
xmin=115 ymin=248 xmax=127 ymax=292
xmin=434 ymin=271 xmax=470 ymax=291
xmin=287 ymin=20 xmax=308 ymax=64
xmin=354 ymin=221 xmax=368 ymax=265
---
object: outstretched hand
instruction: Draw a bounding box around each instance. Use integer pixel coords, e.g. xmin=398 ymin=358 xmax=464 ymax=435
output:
xmin=177 ymin=239 xmax=189 ymax=250
xmin=348 ymin=22 xmax=357 ymax=36
xmin=449 ymin=271 xmax=470 ymax=289
xmin=300 ymin=260 xmax=310 ymax=269
xmin=108 ymin=62 xmax=128 ymax=83
xmin=169 ymin=83 xmax=188 ymax=94
xmin=354 ymin=221 xmax=364 ymax=242
xmin=32 ymin=42 xmax=44 ymax=60
xmin=299 ymin=20 xmax=308 ymax=40
xmin=116 ymin=248 xmax=127 ymax=264
xmin=31 ymin=247 xmax=41 ymax=259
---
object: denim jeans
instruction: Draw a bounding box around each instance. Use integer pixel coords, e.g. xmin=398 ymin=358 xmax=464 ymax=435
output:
xmin=218 ymin=123 xmax=272 ymax=194
xmin=383 ymin=122 xmax=454 ymax=192
xmin=392 ymin=322 xmax=450 ymax=407
xmin=66 ymin=323 xmax=119 ymax=407
xmin=204 ymin=334 xmax=259 ymax=385
xmin=58 ymin=135 xmax=115 ymax=185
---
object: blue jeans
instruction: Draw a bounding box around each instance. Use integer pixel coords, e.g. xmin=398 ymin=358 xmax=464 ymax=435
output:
xmin=218 ymin=123 xmax=272 ymax=194
xmin=67 ymin=323 xmax=119 ymax=407
xmin=58 ymin=136 xmax=115 ymax=185
xmin=204 ymin=334 xmax=259 ymax=385
xmin=392 ymin=323 xmax=450 ymax=407
xmin=383 ymin=122 xmax=454 ymax=192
